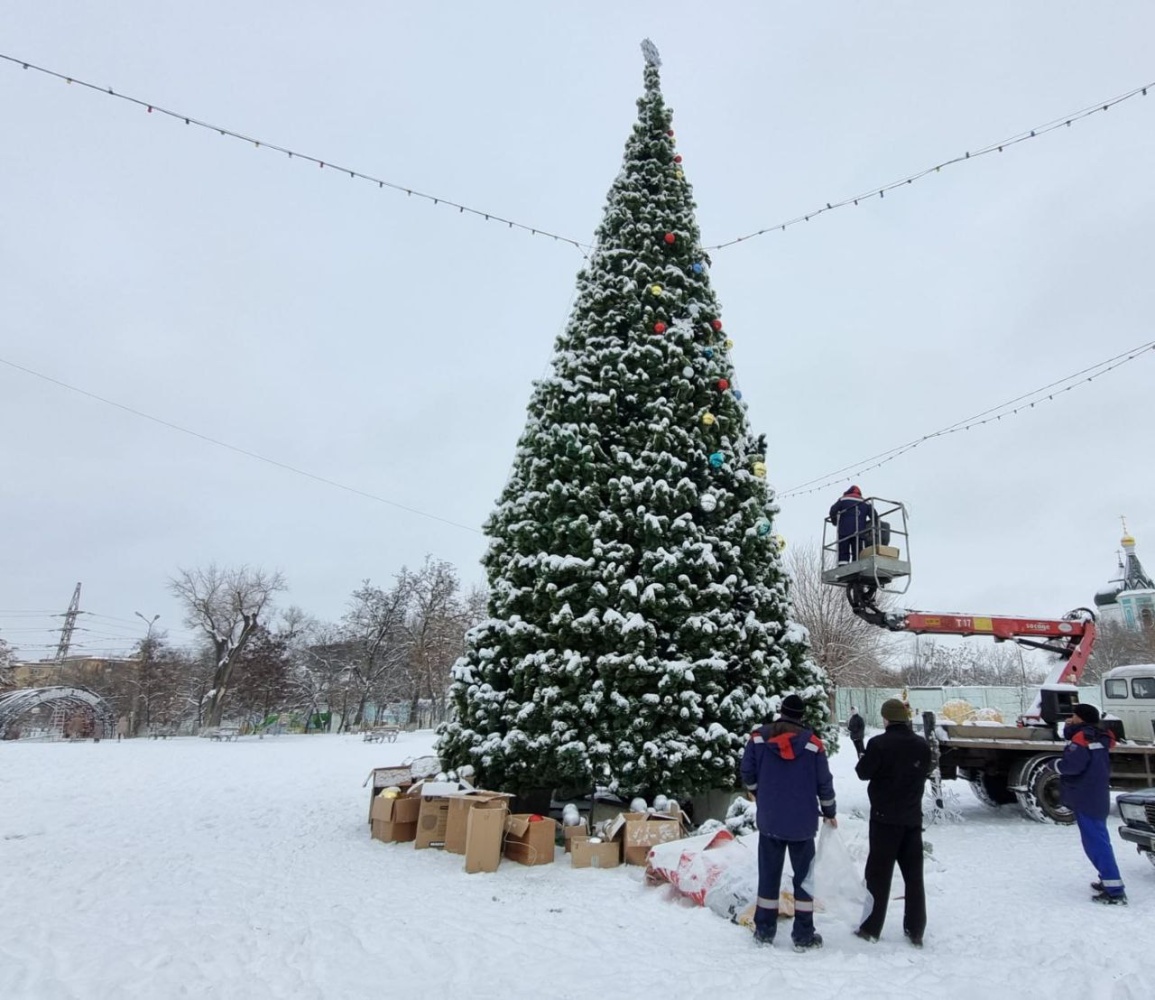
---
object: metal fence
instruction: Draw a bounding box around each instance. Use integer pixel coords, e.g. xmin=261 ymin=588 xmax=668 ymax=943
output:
xmin=833 ymin=685 xmax=1102 ymax=725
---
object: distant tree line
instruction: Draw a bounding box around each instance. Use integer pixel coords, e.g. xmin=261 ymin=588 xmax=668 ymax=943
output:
xmin=16 ymin=556 xmax=485 ymax=735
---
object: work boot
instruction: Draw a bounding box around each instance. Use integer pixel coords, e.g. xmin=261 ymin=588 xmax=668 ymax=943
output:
xmin=793 ymin=933 xmax=823 ymax=952
xmin=1091 ymin=891 xmax=1127 ymax=906
xmin=1090 ymin=880 xmax=1103 ymax=892
xmin=904 ymin=929 xmax=924 ymax=948
xmin=854 ymin=928 xmax=879 ymax=943
xmin=752 ymin=927 xmax=775 ymax=947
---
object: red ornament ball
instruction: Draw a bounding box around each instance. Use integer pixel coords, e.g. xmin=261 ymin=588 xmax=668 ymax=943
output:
xmin=712 ymin=319 xmax=723 ymax=331
xmin=664 ymin=232 xmax=676 ymax=245
xmin=667 ymin=129 xmax=675 ymax=137
xmin=674 ymin=154 xmax=683 ymax=164
xmin=717 ymin=378 xmax=730 ymax=391
xmin=653 ymin=322 xmax=667 ymax=334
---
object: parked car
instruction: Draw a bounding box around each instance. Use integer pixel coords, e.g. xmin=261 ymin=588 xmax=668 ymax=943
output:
xmin=1117 ymin=788 xmax=1155 ymax=869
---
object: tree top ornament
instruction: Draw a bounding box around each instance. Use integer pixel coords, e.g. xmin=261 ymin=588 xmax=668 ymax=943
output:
xmin=640 ymin=38 xmax=662 ymax=68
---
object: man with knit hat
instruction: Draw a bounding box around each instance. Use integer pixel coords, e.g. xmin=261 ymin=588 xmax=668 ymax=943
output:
xmin=855 ymin=698 xmax=931 ymax=946
xmin=1056 ymin=703 xmax=1127 ymax=904
xmin=740 ymin=693 xmax=837 ymax=952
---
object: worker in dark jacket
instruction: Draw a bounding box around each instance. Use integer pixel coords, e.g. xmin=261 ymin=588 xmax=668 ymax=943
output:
xmin=855 ymin=698 xmax=931 ymax=946
xmin=1056 ymin=703 xmax=1126 ymax=904
xmin=740 ymin=693 xmax=837 ymax=952
xmin=828 ymin=486 xmax=876 ymax=563
xmin=847 ymin=706 xmax=866 ymax=758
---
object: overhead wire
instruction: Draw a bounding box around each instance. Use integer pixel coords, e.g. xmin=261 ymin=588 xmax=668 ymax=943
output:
xmin=3 ymin=52 xmax=1150 ymax=256
xmin=0 ymin=354 xmax=483 ymax=536
xmin=0 ymin=52 xmax=592 ymax=252
xmin=703 ymin=79 xmax=1153 ymax=250
xmin=777 ymin=339 xmax=1155 ymax=498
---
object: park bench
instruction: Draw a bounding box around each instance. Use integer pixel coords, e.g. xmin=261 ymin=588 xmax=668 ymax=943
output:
xmin=361 ymin=725 xmax=401 ymax=743
xmin=208 ymin=727 xmax=241 ymax=742
xmin=148 ymin=728 xmax=174 ymax=740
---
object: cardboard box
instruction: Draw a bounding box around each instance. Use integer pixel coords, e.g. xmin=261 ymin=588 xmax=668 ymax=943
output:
xmin=464 ymin=802 xmax=509 ymax=874
xmin=860 ymin=544 xmax=900 ymax=559
xmin=365 ymin=766 xmax=415 ymax=824
xmin=571 ymin=837 xmax=621 ymax=869
xmin=620 ymin=811 xmax=683 ymax=866
xmin=562 ymin=820 xmax=590 ymax=853
xmin=445 ymin=791 xmax=514 ymax=855
xmin=370 ymin=791 xmax=422 ymax=844
xmin=503 ymin=814 xmax=558 ymax=866
xmin=410 ymin=780 xmax=474 ymax=850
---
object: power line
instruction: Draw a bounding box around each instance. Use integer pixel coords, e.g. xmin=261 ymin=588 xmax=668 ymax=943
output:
xmin=0 ymin=52 xmax=593 ymax=253
xmin=0 ymin=354 xmax=483 ymax=536
xmin=777 ymin=339 xmax=1155 ymax=498
xmin=703 ymin=79 xmax=1153 ymax=251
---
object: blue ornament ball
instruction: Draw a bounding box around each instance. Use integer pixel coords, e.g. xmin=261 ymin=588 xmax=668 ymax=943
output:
xmin=692 ymin=262 xmax=704 ymax=274
xmin=703 ymin=348 xmax=714 ymax=360
xmin=756 ymin=518 xmax=772 ymax=537
xmin=709 ymin=451 xmax=725 ymax=468
xmin=733 ymin=389 xmax=743 ymax=401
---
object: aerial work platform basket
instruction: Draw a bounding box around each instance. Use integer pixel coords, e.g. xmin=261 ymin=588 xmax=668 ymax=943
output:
xmin=821 ymin=497 xmax=912 ymax=609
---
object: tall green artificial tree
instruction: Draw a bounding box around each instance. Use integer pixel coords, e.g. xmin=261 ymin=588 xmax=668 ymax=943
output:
xmin=438 ymin=43 xmax=829 ymax=802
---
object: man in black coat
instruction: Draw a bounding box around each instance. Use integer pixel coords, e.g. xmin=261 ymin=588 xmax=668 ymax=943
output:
xmin=854 ymin=698 xmax=931 ymax=946
xmin=847 ymin=706 xmax=866 ymax=758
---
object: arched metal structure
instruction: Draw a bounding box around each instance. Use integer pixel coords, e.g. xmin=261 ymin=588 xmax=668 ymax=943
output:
xmin=0 ymin=686 xmax=117 ymax=741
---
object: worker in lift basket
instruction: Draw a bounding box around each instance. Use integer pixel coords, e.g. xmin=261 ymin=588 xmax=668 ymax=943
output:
xmin=828 ymin=485 xmax=876 ymax=564
xmin=1055 ymin=703 xmax=1127 ymax=905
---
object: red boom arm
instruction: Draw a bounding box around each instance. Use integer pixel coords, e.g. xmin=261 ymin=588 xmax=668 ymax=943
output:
xmin=896 ymin=612 xmax=1096 ymax=686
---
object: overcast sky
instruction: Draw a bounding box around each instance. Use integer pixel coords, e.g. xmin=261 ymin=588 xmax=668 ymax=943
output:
xmin=2 ymin=1 xmax=1153 ymax=661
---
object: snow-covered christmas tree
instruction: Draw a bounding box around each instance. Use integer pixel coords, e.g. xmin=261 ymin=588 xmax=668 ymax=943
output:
xmin=437 ymin=42 xmax=829 ymax=803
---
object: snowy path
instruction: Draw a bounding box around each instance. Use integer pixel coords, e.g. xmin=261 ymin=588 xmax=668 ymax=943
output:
xmin=1 ymin=732 xmax=1149 ymax=999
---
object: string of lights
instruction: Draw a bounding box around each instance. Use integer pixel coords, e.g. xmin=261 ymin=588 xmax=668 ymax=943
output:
xmin=0 ymin=52 xmax=593 ymax=252
xmin=4 ymin=52 xmax=1150 ymax=258
xmin=777 ymin=339 xmax=1155 ymax=499
xmin=0 ymin=354 xmax=484 ymax=537
xmin=703 ymin=79 xmax=1152 ymax=250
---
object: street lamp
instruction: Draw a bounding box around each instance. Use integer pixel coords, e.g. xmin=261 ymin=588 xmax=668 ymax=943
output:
xmin=134 ymin=612 xmax=160 ymax=736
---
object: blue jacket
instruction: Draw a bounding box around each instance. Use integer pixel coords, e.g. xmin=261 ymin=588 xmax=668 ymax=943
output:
xmin=740 ymin=721 xmax=836 ymax=840
xmin=828 ymin=496 xmax=875 ymax=543
xmin=1056 ymin=722 xmax=1115 ymax=819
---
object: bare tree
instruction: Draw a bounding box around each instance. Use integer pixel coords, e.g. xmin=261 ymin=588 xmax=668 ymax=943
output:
xmin=0 ymin=638 xmax=15 ymax=689
xmin=342 ymin=577 xmax=412 ymax=728
xmin=401 ymin=558 xmax=479 ymax=726
xmin=1085 ymin=619 xmax=1155 ymax=682
xmin=787 ymin=543 xmax=892 ymax=688
xmin=170 ymin=565 xmax=286 ymax=728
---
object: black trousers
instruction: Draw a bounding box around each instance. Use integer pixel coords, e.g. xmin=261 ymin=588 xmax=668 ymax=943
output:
xmin=852 ymin=738 xmax=865 ymax=758
xmin=860 ymin=820 xmax=926 ymax=939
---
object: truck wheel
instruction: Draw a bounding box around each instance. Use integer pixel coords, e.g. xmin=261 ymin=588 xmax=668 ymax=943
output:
xmin=1012 ymin=754 xmax=1073 ymax=825
xmin=969 ymin=773 xmax=1017 ymax=808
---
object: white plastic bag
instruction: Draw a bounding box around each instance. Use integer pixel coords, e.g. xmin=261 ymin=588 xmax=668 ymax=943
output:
xmin=813 ymin=824 xmax=867 ymax=923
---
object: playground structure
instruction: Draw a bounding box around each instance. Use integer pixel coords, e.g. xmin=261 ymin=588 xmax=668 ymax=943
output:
xmin=0 ymin=686 xmax=118 ymax=741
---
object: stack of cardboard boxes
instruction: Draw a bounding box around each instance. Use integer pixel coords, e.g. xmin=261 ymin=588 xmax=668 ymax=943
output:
xmin=367 ymin=763 xmax=684 ymax=874
xmin=567 ymin=807 xmax=684 ymax=869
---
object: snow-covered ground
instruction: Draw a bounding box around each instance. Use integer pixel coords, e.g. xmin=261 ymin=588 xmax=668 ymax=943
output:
xmin=1 ymin=731 xmax=1150 ymax=999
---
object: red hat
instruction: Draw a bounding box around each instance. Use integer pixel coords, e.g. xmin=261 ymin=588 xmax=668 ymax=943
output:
xmin=844 ymin=485 xmax=862 ymax=497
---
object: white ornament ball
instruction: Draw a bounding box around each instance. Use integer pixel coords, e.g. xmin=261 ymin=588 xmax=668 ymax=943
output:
xmin=700 ymin=493 xmax=718 ymax=512
xmin=652 ymin=794 xmax=669 ymax=813
xmin=682 ymin=365 xmax=694 ymax=378
xmin=630 ymin=797 xmax=648 ymax=814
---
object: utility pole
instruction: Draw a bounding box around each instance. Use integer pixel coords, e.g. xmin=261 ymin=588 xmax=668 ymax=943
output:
xmin=53 ymin=583 xmax=82 ymax=666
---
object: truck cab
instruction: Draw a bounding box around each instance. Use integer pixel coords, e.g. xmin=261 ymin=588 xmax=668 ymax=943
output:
xmin=1101 ymin=664 xmax=1155 ymax=743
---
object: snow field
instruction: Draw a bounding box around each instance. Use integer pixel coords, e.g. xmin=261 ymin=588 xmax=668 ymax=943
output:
xmin=0 ymin=731 xmax=1150 ymax=999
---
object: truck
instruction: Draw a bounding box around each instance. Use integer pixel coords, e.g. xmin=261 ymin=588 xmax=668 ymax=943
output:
xmin=821 ymin=498 xmax=1155 ymax=824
